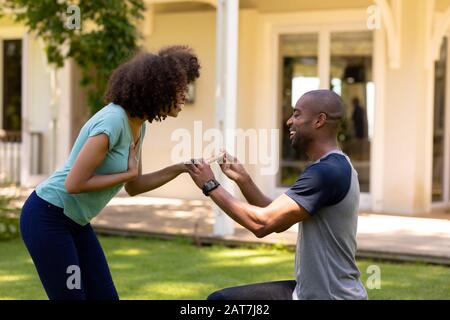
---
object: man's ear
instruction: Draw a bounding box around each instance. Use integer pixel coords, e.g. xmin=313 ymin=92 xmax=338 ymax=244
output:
xmin=315 ymin=113 xmax=327 ymax=128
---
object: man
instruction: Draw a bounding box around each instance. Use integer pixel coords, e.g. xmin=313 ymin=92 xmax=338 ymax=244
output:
xmin=186 ymin=90 xmax=368 ymax=300
xmin=351 ymin=97 xmax=366 ymax=140
xmin=351 ymin=97 xmax=367 ymax=160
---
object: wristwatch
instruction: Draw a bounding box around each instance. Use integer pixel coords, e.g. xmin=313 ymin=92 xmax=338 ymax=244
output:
xmin=202 ymin=179 xmax=220 ymax=196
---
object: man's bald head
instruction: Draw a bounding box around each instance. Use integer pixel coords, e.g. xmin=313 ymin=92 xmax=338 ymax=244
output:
xmin=287 ymin=90 xmax=345 ymax=153
xmin=296 ymin=90 xmax=345 ymax=122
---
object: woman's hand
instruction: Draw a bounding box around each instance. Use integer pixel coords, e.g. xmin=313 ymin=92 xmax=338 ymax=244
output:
xmin=127 ymin=143 xmax=139 ymax=180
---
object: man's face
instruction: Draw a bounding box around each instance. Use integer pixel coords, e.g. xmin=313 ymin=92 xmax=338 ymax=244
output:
xmin=286 ymin=98 xmax=315 ymax=150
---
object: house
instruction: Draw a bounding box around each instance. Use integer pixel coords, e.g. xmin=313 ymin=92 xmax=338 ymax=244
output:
xmin=1 ymin=0 xmax=449 ymax=235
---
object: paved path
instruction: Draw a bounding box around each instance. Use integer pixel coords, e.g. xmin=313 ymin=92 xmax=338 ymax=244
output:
xmin=91 ymin=195 xmax=450 ymax=265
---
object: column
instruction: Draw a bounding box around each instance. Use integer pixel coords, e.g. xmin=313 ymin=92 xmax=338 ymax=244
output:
xmin=213 ymin=0 xmax=239 ymax=236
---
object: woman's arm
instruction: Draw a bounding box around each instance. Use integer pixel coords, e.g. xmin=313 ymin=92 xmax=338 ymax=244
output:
xmin=124 ymin=157 xmax=186 ymax=196
xmin=65 ymin=134 xmax=138 ymax=194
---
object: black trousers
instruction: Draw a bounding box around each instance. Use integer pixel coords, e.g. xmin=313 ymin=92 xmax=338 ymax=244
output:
xmin=207 ymin=280 xmax=296 ymax=300
xmin=20 ymin=191 xmax=118 ymax=300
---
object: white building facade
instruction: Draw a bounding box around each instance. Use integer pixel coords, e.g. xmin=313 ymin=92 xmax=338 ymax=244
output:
xmin=1 ymin=0 xmax=450 ymax=225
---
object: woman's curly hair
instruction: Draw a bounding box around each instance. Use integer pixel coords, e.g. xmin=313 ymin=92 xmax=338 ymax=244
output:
xmin=105 ymin=45 xmax=201 ymax=122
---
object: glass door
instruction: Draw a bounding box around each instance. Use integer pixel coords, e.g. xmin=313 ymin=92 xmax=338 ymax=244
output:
xmin=330 ymin=31 xmax=373 ymax=193
xmin=278 ymin=30 xmax=374 ymax=194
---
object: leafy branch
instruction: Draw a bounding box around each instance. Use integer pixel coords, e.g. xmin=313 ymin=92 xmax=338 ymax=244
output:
xmin=1 ymin=0 xmax=145 ymax=114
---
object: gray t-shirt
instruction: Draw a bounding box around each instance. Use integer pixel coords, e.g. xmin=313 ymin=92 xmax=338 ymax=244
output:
xmin=285 ymin=151 xmax=367 ymax=300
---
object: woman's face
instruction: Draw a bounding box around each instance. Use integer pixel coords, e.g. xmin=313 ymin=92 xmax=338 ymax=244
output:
xmin=168 ymin=102 xmax=184 ymax=117
xmin=167 ymin=91 xmax=187 ymax=118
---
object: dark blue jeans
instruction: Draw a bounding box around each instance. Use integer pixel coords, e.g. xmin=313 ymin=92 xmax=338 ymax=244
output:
xmin=20 ymin=191 xmax=119 ymax=300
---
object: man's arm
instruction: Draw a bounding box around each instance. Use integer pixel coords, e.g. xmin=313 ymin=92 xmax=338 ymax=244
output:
xmin=209 ymin=186 xmax=309 ymax=238
xmin=219 ymin=151 xmax=272 ymax=207
xmin=235 ymin=176 xmax=272 ymax=208
xmin=187 ymin=159 xmax=309 ymax=238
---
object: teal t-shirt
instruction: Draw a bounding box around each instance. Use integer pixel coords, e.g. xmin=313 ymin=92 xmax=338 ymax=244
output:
xmin=36 ymin=103 xmax=146 ymax=226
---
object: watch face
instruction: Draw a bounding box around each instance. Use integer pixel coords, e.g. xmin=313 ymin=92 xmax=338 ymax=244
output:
xmin=203 ymin=179 xmax=218 ymax=195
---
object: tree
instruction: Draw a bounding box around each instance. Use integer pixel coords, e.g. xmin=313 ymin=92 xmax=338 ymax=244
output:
xmin=1 ymin=0 xmax=145 ymax=114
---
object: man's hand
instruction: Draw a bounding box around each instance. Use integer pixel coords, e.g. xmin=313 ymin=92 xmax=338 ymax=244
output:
xmin=219 ymin=150 xmax=249 ymax=183
xmin=186 ymin=158 xmax=216 ymax=189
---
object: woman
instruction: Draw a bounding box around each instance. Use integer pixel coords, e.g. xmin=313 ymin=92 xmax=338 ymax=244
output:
xmin=20 ymin=45 xmax=200 ymax=300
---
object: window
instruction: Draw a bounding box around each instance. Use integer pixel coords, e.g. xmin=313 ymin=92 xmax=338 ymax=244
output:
xmin=2 ymin=39 xmax=22 ymax=134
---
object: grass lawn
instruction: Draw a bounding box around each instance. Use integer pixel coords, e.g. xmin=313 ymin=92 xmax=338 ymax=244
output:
xmin=0 ymin=235 xmax=449 ymax=300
